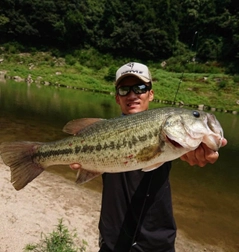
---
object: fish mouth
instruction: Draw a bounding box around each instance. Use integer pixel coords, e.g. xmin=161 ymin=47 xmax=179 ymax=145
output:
xmin=166 ymin=136 xmax=183 ymax=148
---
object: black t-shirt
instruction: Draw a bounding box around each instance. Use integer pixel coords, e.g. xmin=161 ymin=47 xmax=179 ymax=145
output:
xmin=99 ymin=162 xmax=176 ymax=252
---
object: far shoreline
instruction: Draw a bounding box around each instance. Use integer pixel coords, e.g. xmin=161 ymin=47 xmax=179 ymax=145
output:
xmin=1 ymin=72 xmax=238 ymax=115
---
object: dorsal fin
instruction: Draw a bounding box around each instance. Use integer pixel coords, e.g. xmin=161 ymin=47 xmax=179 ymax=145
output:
xmin=62 ymin=118 xmax=103 ymax=135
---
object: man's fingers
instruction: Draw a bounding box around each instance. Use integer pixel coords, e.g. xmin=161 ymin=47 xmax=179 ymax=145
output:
xmin=221 ymin=138 xmax=227 ymax=147
xmin=180 ymin=144 xmax=219 ymax=167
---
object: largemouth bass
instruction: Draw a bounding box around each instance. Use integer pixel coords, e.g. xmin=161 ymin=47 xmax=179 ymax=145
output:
xmin=0 ymin=107 xmax=223 ymax=191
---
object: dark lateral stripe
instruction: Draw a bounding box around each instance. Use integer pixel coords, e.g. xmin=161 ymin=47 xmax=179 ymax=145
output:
xmin=74 ymin=140 xmax=127 ymax=154
xmin=138 ymin=134 xmax=147 ymax=141
xmin=75 ymin=146 xmax=81 ymax=153
xmin=33 ymin=148 xmax=73 ymax=158
xmin=73 ymin=133 xmax=154 ymax=154
xmin=75 ymin=144 xmax=96 ymax=153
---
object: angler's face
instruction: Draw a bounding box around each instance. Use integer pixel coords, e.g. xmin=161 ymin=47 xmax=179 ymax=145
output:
xmin=115 ymin=76 xmax=154 ymax=115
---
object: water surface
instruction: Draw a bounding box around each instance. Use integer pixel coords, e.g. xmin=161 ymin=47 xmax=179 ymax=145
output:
xmin=0 ymin=81 xmax=238 ymax=251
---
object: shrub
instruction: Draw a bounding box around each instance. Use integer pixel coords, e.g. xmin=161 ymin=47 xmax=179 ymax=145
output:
xmin=24 ymin=219 xmax=88 ymax=252
xmin=65 ymin=54 xmax=77 ymax=66
xmin=217 ymin=80 xmax=227 ymax=90
xmin=233 ymin=75 xmax=239 ymax=83
xmin=104 ymin=66 xmax=117 ymax=82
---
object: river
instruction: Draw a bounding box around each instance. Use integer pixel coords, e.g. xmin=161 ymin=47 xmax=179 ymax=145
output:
xmin=0 ymin=80 xmax=238 ymax=251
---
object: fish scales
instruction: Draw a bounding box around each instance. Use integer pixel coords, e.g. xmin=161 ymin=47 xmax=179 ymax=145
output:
xmin=0 ymin=107 xmax=224 ymax=190
xmin=34 ymin=111 xmax=162 ymax=170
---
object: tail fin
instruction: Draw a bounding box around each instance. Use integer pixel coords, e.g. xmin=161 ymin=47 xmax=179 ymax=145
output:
xmin=0 ymin=141 xmax=44 ymax=190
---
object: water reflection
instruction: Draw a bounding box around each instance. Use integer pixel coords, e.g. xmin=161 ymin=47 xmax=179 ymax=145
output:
xmin=0 ymin=81 xmax=121 ymax=124
xmin=0 ymin=81 xmax=239 ymax=251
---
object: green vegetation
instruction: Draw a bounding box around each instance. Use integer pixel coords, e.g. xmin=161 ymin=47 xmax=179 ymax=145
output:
xmin=0 ymin=0 xmax=239 ymax=73
xmin=24 ymin=219 xmax=88 ymax=252
xmin=0 ymin=0 xmax=239 ymax=112
xmin=1 ymin=47 xmax=239 ymax=112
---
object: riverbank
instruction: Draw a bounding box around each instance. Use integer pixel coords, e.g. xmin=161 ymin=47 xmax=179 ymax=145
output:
xmin=0 ymin=158 xmax=227 ymax=252
xmin=0 ymin=50 xmax=239 ymax=112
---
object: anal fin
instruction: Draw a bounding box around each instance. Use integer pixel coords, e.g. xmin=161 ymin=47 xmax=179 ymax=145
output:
xmin=76 ymin=169 xmax=101 ymax=184
xmin=141 ymin=162 xmax=164 ymax=172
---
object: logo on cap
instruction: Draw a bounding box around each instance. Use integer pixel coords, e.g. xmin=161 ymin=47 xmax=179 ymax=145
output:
xmin=126 ymin=62 xmax=134 ymax=69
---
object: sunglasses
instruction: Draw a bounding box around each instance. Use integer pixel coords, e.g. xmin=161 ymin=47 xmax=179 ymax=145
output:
xmin=116 ymin=83 xmax=151 ymax=96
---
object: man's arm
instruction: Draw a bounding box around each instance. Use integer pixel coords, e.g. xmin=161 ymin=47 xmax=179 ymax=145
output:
xmin=180 ymin=138 xmax=227 ymax=167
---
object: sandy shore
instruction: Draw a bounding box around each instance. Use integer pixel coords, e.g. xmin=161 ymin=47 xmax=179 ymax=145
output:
xmin=0 ymin=159 xmax=226 ymax=252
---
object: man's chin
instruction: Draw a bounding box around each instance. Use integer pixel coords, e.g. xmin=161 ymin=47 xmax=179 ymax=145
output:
xmin=127 ymin=107 xmax=142 ymax=114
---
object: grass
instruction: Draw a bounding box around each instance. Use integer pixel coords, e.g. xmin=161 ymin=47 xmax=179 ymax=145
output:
xmin=24 ymin=219 xmax=88 ymax=252
xmin=0 ymin=48 xmax=239 ymax=112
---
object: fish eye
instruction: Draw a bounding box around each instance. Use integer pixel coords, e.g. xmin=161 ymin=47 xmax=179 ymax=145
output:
xmin=193 ymin=111 xmax=200 ymax=118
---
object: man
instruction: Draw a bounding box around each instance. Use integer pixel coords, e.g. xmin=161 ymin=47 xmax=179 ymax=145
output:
xmin=71 ymin=62 xmax=227 ymax=252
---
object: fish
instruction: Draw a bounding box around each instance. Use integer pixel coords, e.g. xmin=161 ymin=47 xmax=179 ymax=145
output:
xmin=0 ymin=107 xmax=224 ymax=191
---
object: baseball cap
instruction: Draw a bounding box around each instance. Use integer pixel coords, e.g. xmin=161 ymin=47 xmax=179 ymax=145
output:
xmin=115 ymin=62 xmax=152 ymax=86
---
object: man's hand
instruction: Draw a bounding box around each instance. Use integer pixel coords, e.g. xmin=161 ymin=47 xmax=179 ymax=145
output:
xmin=180 ymin=138 xmax=227 ymax=167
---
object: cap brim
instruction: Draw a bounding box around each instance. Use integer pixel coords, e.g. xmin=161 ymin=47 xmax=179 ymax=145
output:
xmin=115 ymin=74 xmax=151 ymax=86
